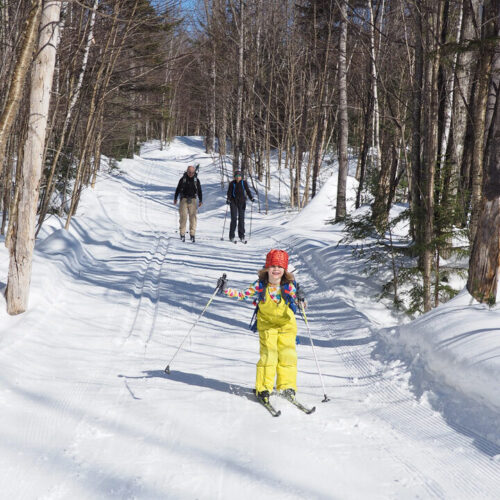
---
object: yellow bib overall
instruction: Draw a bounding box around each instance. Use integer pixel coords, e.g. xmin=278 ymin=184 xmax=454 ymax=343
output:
xmin=255 ymin=285 xmax=298 ymax=393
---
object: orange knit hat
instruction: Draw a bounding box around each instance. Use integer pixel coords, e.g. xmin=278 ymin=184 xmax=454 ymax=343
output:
xmin=265 ymin=249 xmax=289 ymax=270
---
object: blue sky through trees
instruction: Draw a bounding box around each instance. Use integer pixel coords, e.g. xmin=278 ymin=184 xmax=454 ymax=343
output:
xmin=151 ymin=0 xmax=197 ymax=13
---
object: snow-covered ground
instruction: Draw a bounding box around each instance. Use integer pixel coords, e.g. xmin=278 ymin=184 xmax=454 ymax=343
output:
xmin=0 ymin=136 xmax=499 ymax=499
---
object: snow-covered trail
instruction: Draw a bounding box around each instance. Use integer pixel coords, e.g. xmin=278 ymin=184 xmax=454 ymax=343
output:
xmin=0 ymin=137 xmax=499 ymax=499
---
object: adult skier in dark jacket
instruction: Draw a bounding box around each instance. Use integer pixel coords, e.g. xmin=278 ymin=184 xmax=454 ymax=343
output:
xmin=174 ymin=165 xmax=202 ymax=242
xmin=226 ymin=170 xmax=254 ymax=243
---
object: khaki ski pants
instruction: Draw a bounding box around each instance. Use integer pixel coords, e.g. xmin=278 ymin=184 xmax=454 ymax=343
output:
xmin=179 ymin=197 xmax=198 ymax=236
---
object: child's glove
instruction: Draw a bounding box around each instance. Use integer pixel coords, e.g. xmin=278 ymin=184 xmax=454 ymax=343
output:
xmin=296 ymin=283 xmax=307 ymax=308
xmin=217 ymin=274 xmax=228 ymax=294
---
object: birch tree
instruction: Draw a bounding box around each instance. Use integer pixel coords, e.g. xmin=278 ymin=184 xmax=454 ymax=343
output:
xmin=0 ymin=0 xmax=42 ymax=179
xmin=467 ymin=0 xmax=500 ymax=303
xmin=469 ymin=2 xmax=497 ymax=243
xmin=451 ymin=0 xmax=480 ymax=222
xmin=6 ymin=0 xmax=62 ymax=315
xmin=231 ymin=0 xmax=245 ymax=173
xmin=367 ymin=0 xmax=382 ymax=173
xmin=467 ymin=0 xmax=500 ymax=305
xmin=421 ymin=0 xmax=444 ymax=312
xmin=335 ymin=0 xmax=349 ymax=222
xmin=37 ymin=0 xmax=99 ymax=231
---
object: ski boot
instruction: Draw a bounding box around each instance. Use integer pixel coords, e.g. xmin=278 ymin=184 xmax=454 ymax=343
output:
xmin=257 ymin=390 xmax=271 ymax=404
xmin=281 ymin=388 xmax=296 ymax=400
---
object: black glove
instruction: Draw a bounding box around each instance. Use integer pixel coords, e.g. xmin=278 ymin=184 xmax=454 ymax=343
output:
xmin=217 ymin=274 xmax=228 ymax=294
xmin=296 ymin=283 xmax=306 ymax=307
xmin=226 ymin=199 xmax=230 ymax=205
xmin=250 ymin=198 xmax=255 ymax=203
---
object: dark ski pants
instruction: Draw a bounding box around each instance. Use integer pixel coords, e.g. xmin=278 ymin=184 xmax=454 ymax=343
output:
xmin=229 ymin=202 xmax=246 ymax=240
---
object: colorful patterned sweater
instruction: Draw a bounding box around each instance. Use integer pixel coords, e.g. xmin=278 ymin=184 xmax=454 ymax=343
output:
xmin=223 ymin=280 xmax=297 ymax=306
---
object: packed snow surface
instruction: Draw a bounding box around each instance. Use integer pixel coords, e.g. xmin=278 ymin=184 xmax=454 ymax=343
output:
xmin=1 ymin=137 xmax=500 ymax=499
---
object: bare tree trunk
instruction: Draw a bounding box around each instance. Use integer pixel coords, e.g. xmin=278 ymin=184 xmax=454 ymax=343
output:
xmin=232 ymin=0 xmax=244 ymax=172
xmin=6 ymin=0 xmax=61 ymax=315
xmin=1 ymin=132 xmax=18 ymax=235
xmin=467 ymin=0 xmax=500 ymax=303
xmin=160 ymin=119 xmax=165 ymax=150
xmin=206 ymin=43 xmax=216 ymax=154
xmin=422 ymin=1 xmax=443 ymax=312
xmin=356 ymin=94 xmax=371 ymax=209
xmin=37 ymin=0 xmax=98 ymax=233
xmin=484 ymin=23 xmax=500 ymax=173
xmin=469 ymin=4 xmax=496 ymax=243
xmin=219 ymin=109 xmax=227 ymax=155
xmin=5 ymin=114 xmax=28 ymax=248
xmin=439 ymin=3 xmax=462 ymax=172
xmin=91 ymin=110 xmax=104 ymax=189
xmin=0 ymin=0 xmax=42 ymax=179
xmin=368 ymin=0 xmax=382 ymax=173
xmin=372 ymin=146 xmax=395 ymax=231
xmin=452 ymin=0 xmax=480 ymax=215
xmin=336 ymin=0 xmax=349 ymax=222
xmin=295 ymin=67 xmax=310 ymax=208
xmin=410 ymin=4 xmax=423 ymax=246
xmin=204 ymin=0 xmax=217 ymax=154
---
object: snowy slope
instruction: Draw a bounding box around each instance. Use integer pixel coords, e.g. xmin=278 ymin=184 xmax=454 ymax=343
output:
xmin=0 ymin=137 xmax=499 ymax=499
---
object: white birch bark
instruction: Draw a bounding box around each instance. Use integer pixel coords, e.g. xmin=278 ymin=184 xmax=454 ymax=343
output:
xmin=450 ymin=0 xmax=480 ymax=196
xmin=0 ymin=0 xmax=42 ymax=179
xmin=336 ymin=0 xmax=349 ymax=221
xmin=368 ymin=0 xmax=381 ymax=172
xmin=467 ymin=1 xmax=500 ymax=303
xmin=233 ymin=0 xmax=244 ymax=172
xmin=6 ymin=0 xmax=62 ymax=315
xmin=440 ymin=5 xmax=463 ymax=169
xmin=38 ymin=0 xmax=98 ymax=224
xmin=207 ymin=43 xmax=216 ymax=153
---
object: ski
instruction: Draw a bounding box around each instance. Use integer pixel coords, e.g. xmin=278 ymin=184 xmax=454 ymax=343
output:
xmin=256 ymin=397 xmax=281 ymax=417
xmin=280 ymin=393 xmax=316 ymax=414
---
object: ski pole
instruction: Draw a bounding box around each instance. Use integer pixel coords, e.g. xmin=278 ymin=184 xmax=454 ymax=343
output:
xmin=299 ymin=302 xmax=330 ymax=402
xmin=249 ymin=200 xmax=253 ymax=238
xmin=165 ymin=274 xmax=226 ymax=374
xmin=221 ymin=203 xmax=228 ymax=240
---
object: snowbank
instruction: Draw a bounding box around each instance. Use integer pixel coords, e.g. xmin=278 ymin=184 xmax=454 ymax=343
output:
xmin=378 ymin=289 xmax=500 ymax=444
xmin=291 ymin=170 xmax=358 ymax=230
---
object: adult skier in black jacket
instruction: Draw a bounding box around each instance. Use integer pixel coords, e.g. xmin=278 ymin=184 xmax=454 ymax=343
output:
xmin=174 ymin=165 xmax=202 ymax=242
xmin=226 ymin=170 xmax=254 ymax=243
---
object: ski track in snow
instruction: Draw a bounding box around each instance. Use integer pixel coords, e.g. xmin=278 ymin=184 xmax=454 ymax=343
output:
xmin=0 ymin=137 xmax=499 ymax=499
xmin=280 ymin=235 xmax=500 ymax=498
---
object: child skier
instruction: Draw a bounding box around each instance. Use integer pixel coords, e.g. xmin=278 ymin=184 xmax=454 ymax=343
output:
xmin=218 ymin=249 xmax=305 ymax=406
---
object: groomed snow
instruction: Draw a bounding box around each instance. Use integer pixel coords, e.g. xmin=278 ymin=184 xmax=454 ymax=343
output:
xmin=0 ymin=137 xmax=499 ymax=499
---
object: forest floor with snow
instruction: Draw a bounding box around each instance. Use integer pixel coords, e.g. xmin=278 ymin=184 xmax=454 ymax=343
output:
xmin=0 ymin=137 xmax=500 ymax=499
